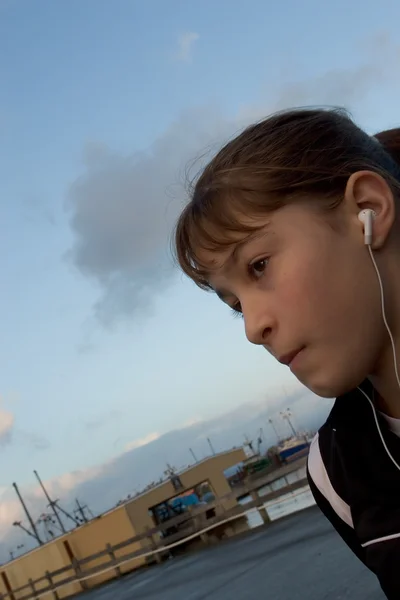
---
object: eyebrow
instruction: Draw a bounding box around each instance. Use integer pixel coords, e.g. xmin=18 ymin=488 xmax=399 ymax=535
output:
xmin=229 ymin=226 xmax=270 ymax=264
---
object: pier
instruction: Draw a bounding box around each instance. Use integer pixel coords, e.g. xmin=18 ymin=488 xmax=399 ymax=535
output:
xmin=78 ymin=507 xmax=383 ymax=600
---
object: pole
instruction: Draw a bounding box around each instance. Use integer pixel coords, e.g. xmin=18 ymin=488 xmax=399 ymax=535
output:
xmin=75 ymin=499 xmax=88 ymax=523
xmin=285 ymin=409 xmax=297 ymax=437
xmin=286 ymin=416 xmax=297 ymax=437
xmin=33 ymin=470 xmax=66 ymax=534
xmin=53 ymin=500 xmax=79 ymax=526
xmin=189 ymin=448 xmax=198 ymax=463
xmin=207 ymin=437 xmax=216 ymax=455
xmin=12 ymin=483 xmax=43 ymax=545
xmin=268 ymin=418 xmax=280 ymax=443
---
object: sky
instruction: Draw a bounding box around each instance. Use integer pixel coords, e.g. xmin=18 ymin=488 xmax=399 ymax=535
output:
xmin=1 ymin=0 xmax=400 ymax=556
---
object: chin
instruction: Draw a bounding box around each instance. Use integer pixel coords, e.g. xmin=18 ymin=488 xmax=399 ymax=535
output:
xmin=295 ymin=372 xmax=361 ymax=400
xmin=292 ymin=350 xmax=370 ymax=400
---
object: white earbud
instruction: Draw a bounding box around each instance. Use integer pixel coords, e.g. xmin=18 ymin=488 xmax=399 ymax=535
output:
xmin=358 ymin=209 xmax=376 ymax=246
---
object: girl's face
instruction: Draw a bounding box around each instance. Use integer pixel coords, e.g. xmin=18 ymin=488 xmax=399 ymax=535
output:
xmin=205 ymin=202 xmax=386 ymax=398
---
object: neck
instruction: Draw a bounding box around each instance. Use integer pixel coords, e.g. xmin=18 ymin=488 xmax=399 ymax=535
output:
xmin=370 ymin=348 xmax=400 ymax=418
xmin=369 ymin=251 xmax=400 ymax=418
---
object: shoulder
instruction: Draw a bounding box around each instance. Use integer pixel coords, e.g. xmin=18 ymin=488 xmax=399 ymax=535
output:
xmin=307 ymin=430 xmax=368 ymax=568
xmin=307 ymin=430 xmax=331 ymax=494
xmin=307 ymin=430 xmax=331 ymax=489
xmin=307 ymin=394 xmax=358 ymax=528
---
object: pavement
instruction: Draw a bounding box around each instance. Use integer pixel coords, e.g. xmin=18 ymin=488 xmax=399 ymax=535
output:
xmin=78 ymin=507 xmax=384 ymax=600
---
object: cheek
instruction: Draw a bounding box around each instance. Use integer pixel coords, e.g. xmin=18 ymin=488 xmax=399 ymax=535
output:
xmin=276 ymin=261 xmax=327 ymax=316
xmin=274 ymin=250 xmax=349 ymax=332
xmin=277 ymin=245 xmax=377 ymax=341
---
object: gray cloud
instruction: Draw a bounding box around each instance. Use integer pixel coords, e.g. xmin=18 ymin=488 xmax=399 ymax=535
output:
xmin=65 ymin=108 xmax=234 ymax=327
xmin=65 ymin=32 xmax=398 ymax=327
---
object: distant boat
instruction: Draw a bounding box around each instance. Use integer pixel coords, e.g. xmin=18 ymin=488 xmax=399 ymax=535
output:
xmin=278 ymin=436 xmax=310 ymax=463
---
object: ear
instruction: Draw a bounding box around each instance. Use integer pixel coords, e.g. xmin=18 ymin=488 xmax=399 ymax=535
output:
xmin=344 ymin=170 xmax=396 ymax=249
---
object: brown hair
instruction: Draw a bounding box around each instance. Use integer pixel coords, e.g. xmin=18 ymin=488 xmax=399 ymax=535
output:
xmin=174 ymin=108 xmax=400 ymax=289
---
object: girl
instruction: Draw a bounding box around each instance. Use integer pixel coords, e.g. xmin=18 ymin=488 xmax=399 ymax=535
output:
xmin=174 ymin=108 xmax=400 ymax=599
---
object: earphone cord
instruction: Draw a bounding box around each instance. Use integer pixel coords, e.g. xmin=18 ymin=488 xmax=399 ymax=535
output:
xmin=357 ymin=245 xmax=400 ymax=472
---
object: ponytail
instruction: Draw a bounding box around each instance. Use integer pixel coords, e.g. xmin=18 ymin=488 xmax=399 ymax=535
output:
xmin=375 ymin=128 xmax=400 ymax=168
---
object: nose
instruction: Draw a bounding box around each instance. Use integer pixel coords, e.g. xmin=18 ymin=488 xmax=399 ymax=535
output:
xmin=242 ymin=298 xmax=274 ymax=346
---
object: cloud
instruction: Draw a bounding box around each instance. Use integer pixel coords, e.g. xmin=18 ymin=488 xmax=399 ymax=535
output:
xmin=0 ymin=464 xmax=106 ymax=558
xmin=124 ymin=432 xmax=160 ymax=452
xmin=175 ymin=31 xmax=199 ymax=63
xmin=66 ymin=32 xmax=399 ymax=328
xmin=40 ymin=465 xmax=105 ymax=498
xmin=65 ymin=107 xmax=233 ymax=327
xmin=0 ymin=400 xmax=49 ymax=450
xmin=0 ymin=407 xmax=14 ymax=446
xmin=70 ymin=384 xmax=327 ymax=514
xmin=0 ymin=489 xmax=27 ymax=537
xmin=239 ymin=31 xmax=398 ymax=123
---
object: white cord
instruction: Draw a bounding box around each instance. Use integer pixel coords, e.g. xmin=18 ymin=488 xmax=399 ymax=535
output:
xmin=367 ymin=245 xmax=400 ymax=390
xmin=357 ymin=244 xmax=400 ymax=472
xmin=357 ymin=386 xmax=400 ymax=472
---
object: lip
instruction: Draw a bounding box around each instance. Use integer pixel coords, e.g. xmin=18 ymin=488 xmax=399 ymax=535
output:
xmin=277 ymin=348 xmax=304 ymax=367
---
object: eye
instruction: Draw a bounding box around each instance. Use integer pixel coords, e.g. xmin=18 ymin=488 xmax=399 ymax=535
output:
xmin=230 ymin=302 xmax=243 ymax=319
xmin=249 ymin=258 xmax=269 ymax=279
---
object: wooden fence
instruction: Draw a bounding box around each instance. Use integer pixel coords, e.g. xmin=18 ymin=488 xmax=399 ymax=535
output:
xmin=0 ymin=463 xmax=310 ymax=600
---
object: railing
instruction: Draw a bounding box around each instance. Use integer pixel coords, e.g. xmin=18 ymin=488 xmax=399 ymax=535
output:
xmin=1 ymin=463 xmax=310 ymax=600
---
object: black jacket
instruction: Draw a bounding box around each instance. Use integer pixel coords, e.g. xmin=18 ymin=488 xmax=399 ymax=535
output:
xmin=307 ymin=380 xmax=400 ymax=599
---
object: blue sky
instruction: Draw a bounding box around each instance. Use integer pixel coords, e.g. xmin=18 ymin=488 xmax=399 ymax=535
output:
xmin=1 ymin=0 xmax=400 ymax=499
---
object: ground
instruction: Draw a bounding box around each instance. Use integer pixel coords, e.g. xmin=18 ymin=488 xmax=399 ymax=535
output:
xmin=79 ymin=507 xmax=384 ymax=600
